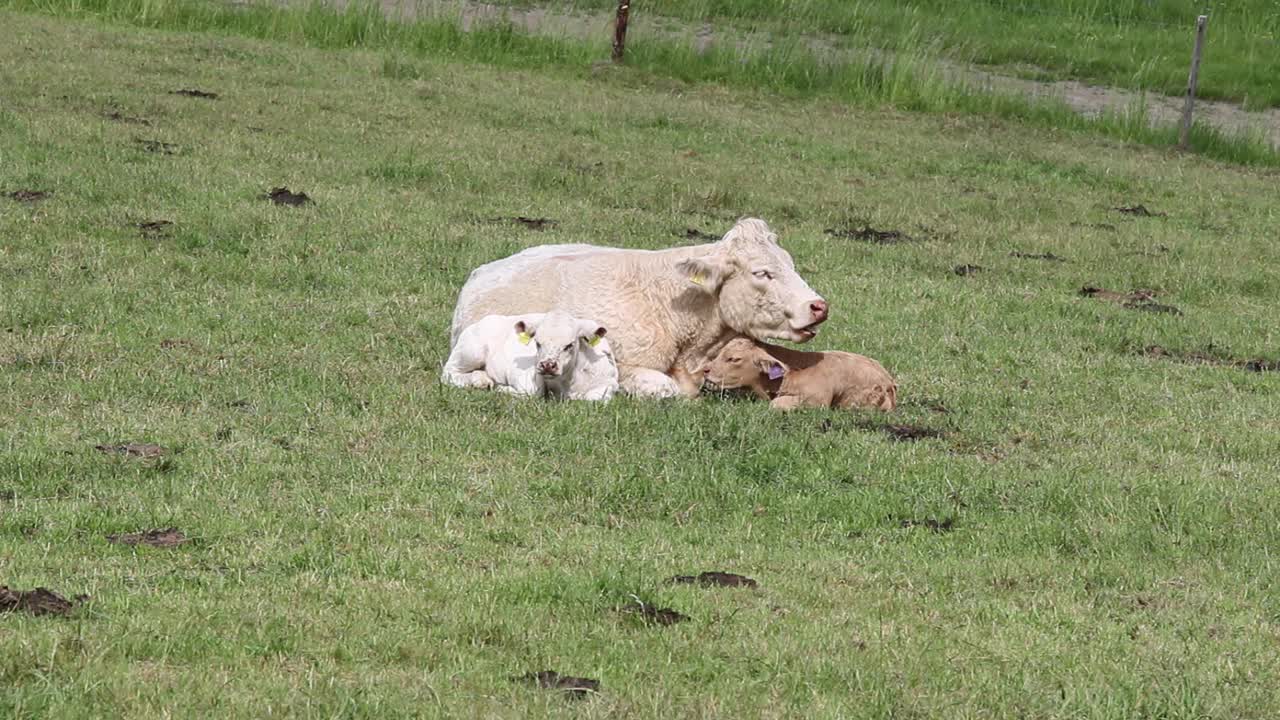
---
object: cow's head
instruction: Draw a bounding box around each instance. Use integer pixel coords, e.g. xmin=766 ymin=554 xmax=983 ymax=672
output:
xmin=675 ymin=218 xmax=827 ymax=343
xmin=703 ymin=337 xmax=787 ymax=390
xmin=514 ymin=312 xmax=607 ymax=378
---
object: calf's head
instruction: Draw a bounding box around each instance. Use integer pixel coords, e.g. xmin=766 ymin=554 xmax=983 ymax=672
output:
xmin=703 ymin=337 xmax=788 ymax=390
xmin=514 ymin=312 xmax=608 ymax=378
xmin=676 ymin=218 xmax=827 ymax=343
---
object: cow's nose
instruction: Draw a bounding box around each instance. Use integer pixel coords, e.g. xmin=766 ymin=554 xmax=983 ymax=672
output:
xmin=810 ymin=300 xmax=828 ymax=322
xmin=538 ymin=361 xmax=557 ymax=373
xmin=702 ymin=366 xmax=711 ymax=375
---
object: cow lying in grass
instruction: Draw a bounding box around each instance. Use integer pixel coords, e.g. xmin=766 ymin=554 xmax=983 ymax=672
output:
xmin=442 ymin=312 xmax=618 ymax=401
xmin=702 ymin=337 xmax=896 ymax=411
xmin=449 ymin=218 xmax=828 ymax=399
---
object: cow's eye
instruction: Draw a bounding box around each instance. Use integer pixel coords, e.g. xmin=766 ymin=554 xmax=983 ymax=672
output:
xmin=728 ymin=357 xmax=742 ymax=363
xmin=564 ymin=343 xmax=573 ymax=351
xmin=752 ymin=270 xmax=774 ymax=280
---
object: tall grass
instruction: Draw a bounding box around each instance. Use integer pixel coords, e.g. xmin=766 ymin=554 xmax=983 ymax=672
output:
xmin=7 ymin=0 xmax=1278 ymax=166
xmin=550 ymin=0 xmax=1280 ymax=30
xmin=495 ymin=0 xmax=1280 ymax=108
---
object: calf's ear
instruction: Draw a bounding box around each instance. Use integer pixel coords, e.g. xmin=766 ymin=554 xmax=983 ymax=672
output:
xmin=576 ymin=320 xmax=606 ymax=347
xmin=513 ymin=316 xmax=542 ymax=335
xmin=755 ymin=356 xmax=788 ymax=380
xmin=513 ymin=319 xmax=537 ymax=345
xmin=675 ymin=256 xmax=728 ymax=293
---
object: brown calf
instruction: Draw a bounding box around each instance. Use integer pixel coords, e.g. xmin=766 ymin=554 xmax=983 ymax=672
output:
xmin=703 ymin=337 xmax=896 ymax=411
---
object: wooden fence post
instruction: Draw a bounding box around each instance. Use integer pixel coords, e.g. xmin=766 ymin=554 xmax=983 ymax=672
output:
xmin=1178 ymin=15 xmax=1208 ymax=149
xmin=612 ymin=0 xmax=631 ymax=63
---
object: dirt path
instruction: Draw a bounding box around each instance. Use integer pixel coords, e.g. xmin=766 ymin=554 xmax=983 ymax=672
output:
xmin=278 ymin=0 xmax=1280 ymax=149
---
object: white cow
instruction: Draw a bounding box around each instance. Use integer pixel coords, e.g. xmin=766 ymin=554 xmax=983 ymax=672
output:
xmin=442 ymin=312 xmax=618 ymax=401
xmin=449 ymin=218 xmax=828 ymax=398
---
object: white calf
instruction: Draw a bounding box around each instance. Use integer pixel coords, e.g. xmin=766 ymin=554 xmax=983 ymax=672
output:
xmin=442 ymin=312 xmax=618 ymax=401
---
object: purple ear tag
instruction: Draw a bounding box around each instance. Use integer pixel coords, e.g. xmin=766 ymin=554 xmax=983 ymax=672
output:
xmin=767 ymin=363 xmax=785 ymax=380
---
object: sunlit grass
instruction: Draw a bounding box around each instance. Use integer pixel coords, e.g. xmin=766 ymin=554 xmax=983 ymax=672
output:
xmin=5 ymin=0 xmax=1277 ymax=166
xmin=3 ymin=8 xmax=1280 ymax=718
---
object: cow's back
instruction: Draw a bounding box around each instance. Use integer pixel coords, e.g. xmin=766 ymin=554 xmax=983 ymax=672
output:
xmin=450 ymin=244 xmax=611 ymax=345
xmin=449 ymin=242 xmax=707 ymax=375
xmin=828 ymin=351 xmax=897 ymax=411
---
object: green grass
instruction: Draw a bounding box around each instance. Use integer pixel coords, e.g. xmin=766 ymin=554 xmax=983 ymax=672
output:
xmin=6 ymin=0 xmax=1279 ymax=168
xmin=501 ymin=0 xmax=1280 ymax=109
xmin=4 ymin=8 xmax=1280 ymax=718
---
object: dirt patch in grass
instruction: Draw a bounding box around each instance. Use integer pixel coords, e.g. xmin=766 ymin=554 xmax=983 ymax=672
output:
xmin=106 ymin=527 xmax=187 ymax=548
xmin=1127 ymin=301 xmax=1182 ymax=315
xmin=515 ymin=216 xmax=556 ymax=230
xmin=876 ymin=423 xmax=945 ymax=441
xmin=264 ymin=187 xmax=312 ymax=206
xmin=1069 ymin=222 xmax=1117 ymax=232
xmin=953 ymin=264 xmax=984 ymax=276
xmin=159 ymin=338 xmax=196 ymax=350
xmin=1113 ymin=204 xmax=1166 ymax=217
xmin=490 ymin=216 xmax=558 ymax=231
xmin=139 ymin=220 xmax=174 ymax=237
xmin=170 ymin=88 xmax=219 ymax=100
xmin=669 ymin=571 xmax=758 ymax=588
xmin=0 ymin=587 xmax=87 ymax=617
xmin=94 ymin=442 xmax=166 ymax=458
xmin=1143 ymin=345 xmax=1280 ymax=372
xmin=824 ymin=225 xmax=913 ymax=244
xmin=1080 ymin=287 xmax=1181 ymax=315
xmin=6 ymin=190 xmax=51 ymax=203
xmin=680 ymin=228 xmax=719 ymax=241
xmin=136 ymin=138 xmax=180 ymax=155
xmin=515 ymin=671 xmax=599 ymax=698
xmin=1009 ymin=251 xmax=1067 ymax=262
xmin=899 ymin=517 xmax=956 ymax=533
xmin=1081 ymin=287 xmax=1155 ymax=303
xmin=619 ymin=600 xmax=690 ymax=626
xmin=105 ymin=110 xmax=150 ymax=125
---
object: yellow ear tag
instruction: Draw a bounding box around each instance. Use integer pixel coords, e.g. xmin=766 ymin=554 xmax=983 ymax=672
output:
xmin=517 ymin=332 xmax=532 ymax=345
xmin=587 ymin=335 xmax=601 ymax=347
xmin=690 ymin=272 xmax=706 ymax=286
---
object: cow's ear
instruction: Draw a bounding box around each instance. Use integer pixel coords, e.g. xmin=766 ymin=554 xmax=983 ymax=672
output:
xmin=577 ymin=320 xmax=606 ymax=346
xmin=675 ymin=257 xmax=727 ymax=292
xmin=755 ymin=356 xmax=788 ymax=380
xmin=514 ymin=319 xmax=537 ymax=345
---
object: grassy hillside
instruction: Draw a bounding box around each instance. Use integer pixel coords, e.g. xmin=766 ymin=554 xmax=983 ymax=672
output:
xmin=503 ymin=0 xmax=1280 ymax=109
xmin=3 ymin=8 xmax=1280 ymax=718
xmin=6 ymin=0 xmax=1277 ymax=167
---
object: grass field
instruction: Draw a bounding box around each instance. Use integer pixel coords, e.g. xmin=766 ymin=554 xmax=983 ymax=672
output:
xmin=498 ymin=0 xmax=1280 ymax=109
xmin=9 ymin=0 xmax=1279 ymax=168
xmin=4 ymin=6 xmax=1280 ymax=718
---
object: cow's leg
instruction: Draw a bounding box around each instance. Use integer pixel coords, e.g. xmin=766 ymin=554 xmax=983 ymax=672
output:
xmin=441 ymin=343 xmax=495 ymax=389
xmin=619 ymin=366 xmax=682 ymax=399
xmin=452 ymin=371 xmax=494 ymax=389
xmin=769 ymin=395 xmax=805 ymax=412
xmin=668 ymin=364 xmax=704 ymax=398
xmin=497 ymin=372 xmax=544 ymax=398
xmin=573 ymin=383 xmax=616 ymax=402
